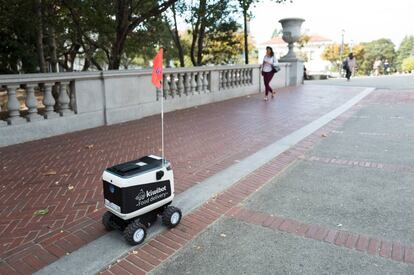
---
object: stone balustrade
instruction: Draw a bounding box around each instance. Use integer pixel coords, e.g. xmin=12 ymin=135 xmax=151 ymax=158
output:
xmin=0 ymin=64 xmax=294 ymax=147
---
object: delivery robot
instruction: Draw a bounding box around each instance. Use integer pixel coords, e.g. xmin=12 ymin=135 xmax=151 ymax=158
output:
xmin=102 ymin=155 xmax=182 ymax=245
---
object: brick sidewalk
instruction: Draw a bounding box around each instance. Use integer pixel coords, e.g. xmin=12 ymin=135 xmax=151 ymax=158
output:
xmin=0 ymin=85 xmax=363 ymax=274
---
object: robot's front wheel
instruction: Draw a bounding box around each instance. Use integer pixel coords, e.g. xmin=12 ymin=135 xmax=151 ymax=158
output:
xmin=162 ymin=206 xmax=182 ymax=228
xmin=124 ymin=220 xmax=147 ymax=245
xmin=102 ymin=211 xmax=115 ymax=231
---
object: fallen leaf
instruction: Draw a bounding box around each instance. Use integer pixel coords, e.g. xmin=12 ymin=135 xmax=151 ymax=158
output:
xmin=337 ymin=223 xmax=343 ymax=227
xmin=321 ymin=134 xmax=327 ymax=138
xmin=34 ymin=208 xmax=49 ymax=216
xmin=85 ymin=144 xmax=94 ymax=149
xmin=132 ymin=250 xmax=138 ymax=254
xmin=220 ymin=233 xmax=226 ymax=238
xmin=66 ymin=252 xmax=70 ymax=256
xmin=44 ymin=170 xmax=57 ymax=176
xmin=68 ymin=185 xmax=74 ymax=190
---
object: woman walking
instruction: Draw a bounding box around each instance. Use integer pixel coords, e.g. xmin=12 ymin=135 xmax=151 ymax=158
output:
xmin=262 ymin=46 xmax=278 ymax=101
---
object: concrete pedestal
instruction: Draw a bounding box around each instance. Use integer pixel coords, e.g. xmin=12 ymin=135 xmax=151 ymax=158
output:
xmin=279 ymin=58 xmax=304 ymax=86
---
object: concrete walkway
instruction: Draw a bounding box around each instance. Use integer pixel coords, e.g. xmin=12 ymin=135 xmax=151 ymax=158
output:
xmin=0 ymin=85 xmax=363 ymax=274
xmin=306 ymin=74 xmax=414 ymax=90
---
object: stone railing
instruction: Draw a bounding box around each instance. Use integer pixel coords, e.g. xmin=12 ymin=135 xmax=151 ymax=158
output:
xmin=0 ymin=63 xmax=295 ymax=147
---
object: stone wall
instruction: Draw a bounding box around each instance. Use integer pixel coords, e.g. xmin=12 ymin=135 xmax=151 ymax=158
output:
xmin=0 ymin=63 xmax=296 ymax=147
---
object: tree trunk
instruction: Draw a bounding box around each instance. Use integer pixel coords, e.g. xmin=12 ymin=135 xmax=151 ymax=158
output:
xmin=48 ymin=26 xmax=58 ymax=72
xmin=191 ymin=0 xmax=206 ymax=66
xmin=196 ymin=21 xmax=206 ymax=66
xmin=35 ymin=0 xmax=47 ymax=72
xmin=190 ymin=18 xmax=200 ymax=66
xmin=171 ymin=4 xmax=185 ymax=67
xmin=243 ymin=8 xmax=249 ymax=64
xmin=109 ymin=1 xmax=129 ymax=70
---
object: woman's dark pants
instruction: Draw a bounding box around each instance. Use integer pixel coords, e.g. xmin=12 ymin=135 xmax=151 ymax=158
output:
xmin=263 ymin=71 xmax=275 ymax=96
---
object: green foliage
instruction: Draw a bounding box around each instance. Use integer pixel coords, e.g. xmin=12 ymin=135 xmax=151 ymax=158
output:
xmin=396 ymin=36 xmax=414 ymax=71
xmin=0 ymin=0 xmax=39 ymax=73
xmin=321 ymin=43 xmax=350 ymax=63
xmin=401 ymin=56 xmax=414 ymax=72
xmin=359 ymin=38 xmax=396 ymax=75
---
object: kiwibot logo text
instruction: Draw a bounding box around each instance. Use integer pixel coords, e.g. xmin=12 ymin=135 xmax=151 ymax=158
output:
xmin=135 ymin=186 xmax=168 ymax=207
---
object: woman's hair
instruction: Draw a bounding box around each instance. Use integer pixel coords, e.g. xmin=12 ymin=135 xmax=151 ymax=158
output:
xmin=266 ymin=46 xmax=274 ymax=57
xmin=348 ymin=52 xmax=354 ymax=59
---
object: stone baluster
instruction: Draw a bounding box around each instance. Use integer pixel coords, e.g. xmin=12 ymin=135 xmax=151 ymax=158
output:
xmin=243 ymin=69 xmax=248 ymax=85
xmin=162 ymin=74 xmax=169 ymax=98
xmin=177 ymin=73 xmax=184 ymax=97
xmin=240 ymin=69 xmax=246 ymax=85
xmin=58 ymin=82 xmax=73 ymax=116
xmin=184 ymin=72 xmax=191 ymax=95
xmin=220 ymin=71 xmax=225 ymax=89
xmin=225 ymin=70 xmax=230 ymax=89
xmin=6 ymin=85 xmax=26 ymax=125
xmin=203 ymin=71 xmax=210 ymax=92
xmin=236 ymin=69 xmax=241 ymax=86
xmin=250 ymin=69 xmax=253 ymax=84
xmin=197 ymin=72 xmax=203 ymax=93
xmin=25 ymin=84 xmax=43 ymax=122
xmin=191 ymin=72 xmax=197 ymax=94
xmin=231 ymin=70 xmax=235 ymax=88
xmin=170 ymin=73 xmax=178 ymax=98
xmin=43 ymin=83 xmax=59 ymax=119
xmin=69 ymin=83 xmax=77 ymax=113
xmin=240 ymin=69 xmax=247 ymax=86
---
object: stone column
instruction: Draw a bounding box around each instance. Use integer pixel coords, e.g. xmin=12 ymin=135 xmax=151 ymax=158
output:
xmin=58 ymin=82 xmax=73 ymax=116
xmin=170 ymin=73 xmax=177 ymax=98
xmin=177 ymin=73 xmax=184 ymax=97
xmin=6 ymin=85 xmax=26 ymax=125
xmin=25 ymin=84 xmax=43 ymax=122
xmin=43 ymin=83 xmax=59 ymax=119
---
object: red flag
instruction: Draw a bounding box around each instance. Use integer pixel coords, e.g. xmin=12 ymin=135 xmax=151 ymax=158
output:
xmin=152 ymin=48 xmax=163 ymax=89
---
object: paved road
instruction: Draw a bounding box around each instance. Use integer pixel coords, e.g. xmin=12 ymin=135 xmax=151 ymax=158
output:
xmin=306 ymin=74 xmax=414 ymax=90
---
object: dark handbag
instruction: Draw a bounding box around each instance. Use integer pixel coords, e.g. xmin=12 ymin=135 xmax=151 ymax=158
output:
xmin=272 ymin=65 xmax=281 ymax=73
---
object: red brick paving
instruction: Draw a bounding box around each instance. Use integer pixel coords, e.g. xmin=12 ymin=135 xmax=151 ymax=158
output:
xmin=0 ymin=85 xmax=365 ymax=273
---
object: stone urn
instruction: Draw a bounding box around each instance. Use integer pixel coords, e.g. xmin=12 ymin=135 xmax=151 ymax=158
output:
xmin=279 ymin=18 xmax=305 ymax=61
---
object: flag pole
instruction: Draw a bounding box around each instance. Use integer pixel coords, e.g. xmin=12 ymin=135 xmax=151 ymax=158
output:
xmin=160 ymin=87 xmax=165 ymax=167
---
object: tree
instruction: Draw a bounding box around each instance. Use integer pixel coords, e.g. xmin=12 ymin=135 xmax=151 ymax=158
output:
xmin=401 ymin=56 xmax=414 ymax=72
xmin=63 ymin=0 xmax=179 ymax=70
xmin=321 ymin=43 xmax=350 ymax=64
xmin=396 ymin=36 xmax=414 ymax=71
xmin=164 ymin=2 xmax=186 ymax=67
xmin=359 ymin=38 xmax=396 ymax=75
xmin=203 ymin=23 xmax=253 ymax=64
xmin=0 ymin=0 xmax=40 ymax=73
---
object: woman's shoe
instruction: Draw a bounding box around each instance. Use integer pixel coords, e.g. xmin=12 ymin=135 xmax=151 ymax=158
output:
xmin=271 ymin=91 xmax=275 ymax=98
xmin=264 ymin=97 xmax=268 ymax=101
